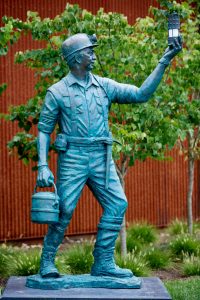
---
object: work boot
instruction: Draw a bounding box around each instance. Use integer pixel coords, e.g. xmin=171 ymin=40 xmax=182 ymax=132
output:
xmin=39 ymin=223 xmax=67 ymax=278
xmin=91 ymin=254 xmax=133 ymax=278
xmin=91 ymin=216 xmax=133 ymax=278
xmin=40 ymin=246 xmax=59 ymax=278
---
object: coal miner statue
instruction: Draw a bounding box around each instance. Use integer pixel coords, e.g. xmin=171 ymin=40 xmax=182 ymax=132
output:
xmin=36 ymin=33 xmax=182 ymax=280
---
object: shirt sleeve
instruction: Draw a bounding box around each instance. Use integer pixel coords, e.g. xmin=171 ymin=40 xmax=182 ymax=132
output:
xmin=101 ymin=77 xmax=145 ymax=105
xmin=38 ymin=91 xmax=59 ymax=134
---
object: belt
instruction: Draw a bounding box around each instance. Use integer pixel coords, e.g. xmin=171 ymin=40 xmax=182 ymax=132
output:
xmin=55 ymin=133 xmax=119 ymax=190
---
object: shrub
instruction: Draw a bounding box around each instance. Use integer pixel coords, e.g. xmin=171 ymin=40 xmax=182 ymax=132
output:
xmin=127 ymin=223 xmax=157 ymax=245
xmin=170 ymin=235 xmax=200 ymax=259
xmin=0 ymin=244 xmax=23 ymax=277
xmin=62 ymin=242 xmax=94 ymax=274
xmin=144 ymin=247 xmax=170 ymax=270
xmin=168 ymin=219 xmax=188 ymax=236
xmin=115 ymin=236 xmax=142 ymax=254
xmin=5 ymin=249 xmax=41 ymax=276
xmin=182 ymin=254 xmax=200 ymax=276
xmin=115 ymin=250 xmax=150 ymax=276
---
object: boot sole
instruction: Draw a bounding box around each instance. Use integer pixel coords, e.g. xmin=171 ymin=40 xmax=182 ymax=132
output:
xmin=91 ymin=271 xmax=133 ymax=278
xmin=41 ymin=272 xmax=60 ymax=278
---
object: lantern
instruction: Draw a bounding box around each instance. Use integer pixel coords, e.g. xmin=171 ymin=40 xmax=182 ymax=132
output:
xmin=168 ymin=12 xmax=180 ymax=47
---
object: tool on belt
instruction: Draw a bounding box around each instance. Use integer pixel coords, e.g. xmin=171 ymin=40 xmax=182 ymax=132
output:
xmin=54 ymin=132 xmax=120 ymax=190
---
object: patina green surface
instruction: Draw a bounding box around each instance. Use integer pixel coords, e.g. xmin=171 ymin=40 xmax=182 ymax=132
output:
xmin=26 ymin=274 xmax=141 ymax=290
xmin=31 ymin=32 xmax=181 ymax=287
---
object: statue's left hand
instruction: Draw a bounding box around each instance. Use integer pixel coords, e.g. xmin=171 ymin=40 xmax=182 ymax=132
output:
xmin=37 ymin=166 xmax=54 ymax=188
xmin=161 ymin=36 xmax=182 ymax=64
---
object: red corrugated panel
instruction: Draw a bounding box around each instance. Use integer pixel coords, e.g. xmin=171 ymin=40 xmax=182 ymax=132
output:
xmin=0 ymin=0 xmax=199 ymax=241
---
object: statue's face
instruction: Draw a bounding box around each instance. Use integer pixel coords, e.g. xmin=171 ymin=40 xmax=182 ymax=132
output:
xmin=78 ymin=47 xmax=96 ymax=71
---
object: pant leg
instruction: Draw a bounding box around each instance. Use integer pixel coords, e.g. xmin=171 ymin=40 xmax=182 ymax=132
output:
xmin=57 ymin=147 xmax=89 ymax=223
xmin=88 ymin=148 xmax=132 ymax=277
xmin=87 ymin=148 xmax=128 ymax=218
xmin=44 ymin=147 xmax=89 ymax=247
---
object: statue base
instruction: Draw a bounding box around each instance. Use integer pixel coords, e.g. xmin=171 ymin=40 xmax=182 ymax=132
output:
xmin=26 ymin=274 xmax=141 ymax=289
xmin=0 ymin=276 xmax=172 ymax=300
xmin=1 ymin=276 xmax=172 ymax=299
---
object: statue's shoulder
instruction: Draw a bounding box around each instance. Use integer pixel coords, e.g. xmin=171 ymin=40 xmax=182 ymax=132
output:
xmin=47 ymin=77 xmax=68 ymax=98
xmin=93 ymin=74 xmax=109 ymax=86
xmin=93 ymin=74 xmax=115 ymax=100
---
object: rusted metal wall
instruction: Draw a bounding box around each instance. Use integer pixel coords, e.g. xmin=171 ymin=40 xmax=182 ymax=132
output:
xmin=0 ymin=0 xmax=199 ymax=241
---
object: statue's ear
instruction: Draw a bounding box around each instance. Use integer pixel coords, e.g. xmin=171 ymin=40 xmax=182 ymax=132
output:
xmin=74 ymin=52 xmax=82 ymax=64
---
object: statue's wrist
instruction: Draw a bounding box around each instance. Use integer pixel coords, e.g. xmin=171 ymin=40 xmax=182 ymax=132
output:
xmin=38 ymin=162 xmax=48 ymax=168
xmin=159 ymin=57 xmax=170 ymax=67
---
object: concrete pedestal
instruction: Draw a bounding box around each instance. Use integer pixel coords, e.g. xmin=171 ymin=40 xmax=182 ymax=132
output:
xmin=1 ymin=276 xmax=172 ymax=299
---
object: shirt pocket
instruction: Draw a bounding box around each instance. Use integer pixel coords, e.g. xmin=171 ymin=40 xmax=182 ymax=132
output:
xmin=95 ymin=96 xmax=103 ymax=114
xmin=63 ymin=96 xmax=71 ymax=115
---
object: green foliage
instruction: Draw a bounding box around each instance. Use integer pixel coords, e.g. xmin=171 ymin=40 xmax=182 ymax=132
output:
xmin=0 ymin=0 xmax=199 ymax=237
xmin=170 ymin=235 xmax=200 ymax=259
xmin=127 ymin=223 xmax=157 ymax=245
xmin=168 ymin=219 xmax=188 ymax=235
xmin=7 ymin=132 xmax=37 ymax=164
xmin=0 ymin=83 xmax=7 ymax=96
xmin=115 ymin=250 xmax=150 ymax=276
xmin=165 ymin=278 xmax=200 ymax=300
xmin=61 ymin=242 xmax=94 ymax=274
xmin=182 ymin=254 xmax=200 ymax=276
xmin=144 ymin=247 xmax=170 ymax=269
xmin=115 ymin=235 xmax=142 ymax=254
xmin=1 ymin=0 xmax=199 ymax=171
xmin=1 ymin=248 xmax=41 ymax=277
xmin=0 ymin=244 xmax=19 ymax=277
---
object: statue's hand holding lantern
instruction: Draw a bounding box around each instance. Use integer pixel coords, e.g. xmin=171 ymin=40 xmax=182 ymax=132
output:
xmin=159 ymin=12 xmax=182 ymax=67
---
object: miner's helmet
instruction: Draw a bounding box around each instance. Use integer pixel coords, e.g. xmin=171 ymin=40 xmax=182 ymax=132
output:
xmin=62 ymin=33 xmax=98 ymax=61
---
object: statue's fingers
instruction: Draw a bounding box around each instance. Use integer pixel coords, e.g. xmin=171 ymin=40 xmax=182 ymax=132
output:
xmin=173 ymin=38 xmax=179 ymax=50
xmin=38 ymin=180 xmax=44 ymax=188
xmin=36 ymin=176 xmax=43 ymax=187
xmin=49 ymin=174 xmax=54 ymax=182
xmin=178 ymin=35 xmax=183 ymax=45
xmin=48 ymin=178 xmax=53 ymax=187
xmin=41 ymin=175 xmax=48 ymax=187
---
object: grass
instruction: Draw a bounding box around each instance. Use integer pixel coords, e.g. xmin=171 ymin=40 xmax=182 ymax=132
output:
xmin=115 ymin=235 xmax=142 ymax=254
xmin=0 ymin=220 xmax=200 ymax=295
xmin=165 ymin=278 xmax=200 ymax=300
xmin=115 ymin=250 xmax=150 ymax=276
xmin=182 ymin=254 xmax=200 ymax=276
xmin=0 ymin=247 xmax=41 ymax=277
xmin=170 ymin=235 xmax=200 ymax=258
xmin=168 ymin=219 xmax=188 ymax=235
xmin=127 ymin=222 xmax=157 ymax=245
xmin=143 ymin=247 xmax=171 ymax=270
xmin=61 ymin=241 xmax=94 ymax=274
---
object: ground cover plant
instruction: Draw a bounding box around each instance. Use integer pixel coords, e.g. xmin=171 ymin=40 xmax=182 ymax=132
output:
xmin=0 ymin=0 xmax=199 ymax=254
xmin=1 ymin=220 xmax=200 ymax=299
xmin=168 ymin=219 xmax=188 ymax=236
xmin=170 ymin=235 xmax=200 ymax=258
xmin=60 ymin=241 xmax=94 ymax=274
xmin=165 ymin=278 xmax=200 ymax=300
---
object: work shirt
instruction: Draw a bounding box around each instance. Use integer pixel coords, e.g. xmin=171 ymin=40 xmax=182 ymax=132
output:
xmin=38 ymin=72 xmax=142 ymax=137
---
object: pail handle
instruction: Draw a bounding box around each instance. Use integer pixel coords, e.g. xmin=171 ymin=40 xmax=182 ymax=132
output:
xmin=33 ymin=182 xmax=59 ymax=208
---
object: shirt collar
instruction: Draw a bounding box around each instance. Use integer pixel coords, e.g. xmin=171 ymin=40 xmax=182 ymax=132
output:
xmin=66 ymin=72 xmax=99 ymax=88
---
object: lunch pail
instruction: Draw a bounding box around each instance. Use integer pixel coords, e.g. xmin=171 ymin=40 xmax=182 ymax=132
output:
xmin=31 ymin=182 xmax=60 ymax=224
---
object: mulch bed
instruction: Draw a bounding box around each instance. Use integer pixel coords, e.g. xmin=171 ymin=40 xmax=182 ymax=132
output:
xmin=152 ymin=269 xmax=184 ymax=281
